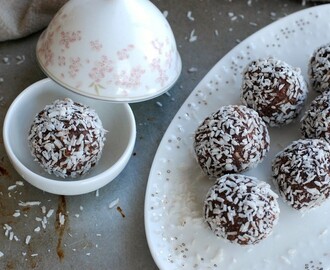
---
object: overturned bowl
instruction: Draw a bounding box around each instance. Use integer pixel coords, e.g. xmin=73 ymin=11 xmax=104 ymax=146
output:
xmin=36 ymin=0 xmax=182 ymax=102
xmin=3 ymin=78 xmax=136 ymax=195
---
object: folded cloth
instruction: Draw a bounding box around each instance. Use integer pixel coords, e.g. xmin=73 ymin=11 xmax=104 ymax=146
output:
xmin=0 ymin=0 xmax=68 ymax=42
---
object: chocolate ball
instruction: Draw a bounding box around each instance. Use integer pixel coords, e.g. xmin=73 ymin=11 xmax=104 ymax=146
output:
xmin=194 ymin=105 xmax=270 ymax=178
xmin=28 ymin=98 xmax=106 ymax=178
xmin=241 ymin=57 xmax=308 ymax=127
xmin=272 ymin=139 xmax=330 ymax=211
xmin=301 ymin=90 xmax=330 ymax=143
xmin=204 ymin=174 xmax=280 ymax=245
xmin=309 ymin=43 xmax=330 ymax=93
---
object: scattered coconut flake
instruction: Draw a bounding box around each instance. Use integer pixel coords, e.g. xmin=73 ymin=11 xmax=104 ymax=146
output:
xmin=46 ymin=209 xmax=54 ymax=218
xmin=320 ymin=229 xmax=328 ymax=237
xmin=156 ymin=101 xmax=163 ymax=107
xmin=187 ymin=11 xmax=195 ymax=21
xmin=8 ymin=185 xmax=16 ymax=191
xmin=9 ymin=231 xmax=14 ymax=241
xmin=249 ymin=22 xmax=258 ymax=26
xmin=96 ymin=233 xmax=102 ymax=237
xmin=0 ymin=78 xmax=3 ymax=83
xmin=19 ymin=201 xmax=41 ymax=207
xmin=12 ymin=211 xmax=20 ymax=218
xmin=214 ymin=29 xmax=219 ymax=36
xmin=34 ymin=226 xmax=41 ymax=233
xmin=281 ymin=256 xmax=291 ymax=265
xmin=86 ymin=253 xmax=91 ymax=256
xmin=288 ymin=249 xmax=296 ymax=256
xmin=163 ymin=10 xmax=168 ymax=18
xmin=15 ymin=181 xmax=24 ymax=186
xmin=109 ymin=198 xmax=119 ymax=209
xmin=22 ymin=252 xmax=26 ymax=256
xmin=188 ymin=67 xmax=198 ymax=73
xmin=14 ymin=235 xmax=19 ymax=241
xmin=80 ymin=206 xmax=84 ymax=211
xmin=16 ymin=55 xmax=25 ymax=65
xmin=0 ymin=251 xmax=3 ymax=258
xmin=189 ymin=29 xmax=197 ymax=42
xmin=31 ymin=254 xmax=38 ymax=257
xmin=25 ymin=235 xmax=31 ymax=245
xmin=75 ymin=214 xmax=80 ymax=218
xmin=59 ymin=212 xmax=65 ymax=226
xmin=41 ymin=206 xmax=46 ymax=214
xmin=2 ymin=57 xmax=9 ymax=64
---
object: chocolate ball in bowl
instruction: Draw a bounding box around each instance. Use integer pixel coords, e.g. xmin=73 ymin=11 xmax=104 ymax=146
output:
xmin=28 ymin=98 xmax=106 ymax=178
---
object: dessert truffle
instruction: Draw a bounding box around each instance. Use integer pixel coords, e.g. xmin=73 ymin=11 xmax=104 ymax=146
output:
xmin=204 ymin=174 xmax=280 ymax=245
xmin=308 ymin=43 xmax=330 ymax=93
xmin=241 ymin=57 xmax=308 ymax=127
xmin=301 ymin=90 xmax=330 ymax=143
xmin=194 ymin=105 xmax=270 ymax=178
xmin=272 ymin=139 xmax=330 ymax=211
xmin=28 ymin=98 xmax=106 ymax=178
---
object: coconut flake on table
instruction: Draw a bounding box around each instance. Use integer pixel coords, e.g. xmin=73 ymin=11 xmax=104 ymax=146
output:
xmin=0 ymin=251 xmax=3 ymax=258
xmin=18 ymin=201 xmax=41 ymax=207
xmin=13 ymin=210 xmax=20 ymax=217
xmin=189 ymin=29 xmax=197 ymax=42
xmin=109 ymin=198 xmax=119 ymax=209
xmin=188 ymin=67 xmax=198 ymax=73
xmin=16 ymin=55 xmax=25 ymax=65
xmin=25 ymin=235 xmax=31 ymax=245
xmin=162 ymin=10 xmax=168 ymax=18
xmin=7 ymin=184 xmax=16 ymax=191
xmin=187 ymin=11 xmax=195 ymax=21
xmin=46 ymin=209 xmax=54 ymax=218
xmin=59 ymin=212 xmax=65 ymax=226
xmin=2 ymin=57 xmax=9 ymax=64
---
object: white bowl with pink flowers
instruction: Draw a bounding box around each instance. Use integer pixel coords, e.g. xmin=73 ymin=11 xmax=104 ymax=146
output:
xmin=36 ymin=0 xmax=182 ymax=102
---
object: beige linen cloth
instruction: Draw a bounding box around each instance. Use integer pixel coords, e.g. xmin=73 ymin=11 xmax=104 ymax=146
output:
xmin=0 ymin=0 xmax=68 ymax=42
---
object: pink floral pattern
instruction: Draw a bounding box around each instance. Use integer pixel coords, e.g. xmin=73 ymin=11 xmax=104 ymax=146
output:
xmin=115 ymin=67 xmax=146 ymax=88
xmin=58 ymin=56 xmax=66 ymax=66
xmin=90 ymin=40 xmax=103 ymax=52
xmin=69 ymin=57 xmax=82 ymax=78
xmin=117 ymin=44 xmax=135 ymax=60
xmin=60 ymin=31 xmax=82 ymax=49
xmin=89 ymin=55 xmax=113 ymax=93
xmin=36 ymin=10 xmax=179 ymax=99
xmin=152 ymin=39 xmax=164 ymax=55
xmin=38 ymin=31 xmax=55 ymax=67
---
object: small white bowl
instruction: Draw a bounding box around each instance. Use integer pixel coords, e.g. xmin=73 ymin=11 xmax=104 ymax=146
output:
xmin=3 ymin=78 xmax=136 ymax=195
xmin=36 ymin=0 xmax=182 ymax=102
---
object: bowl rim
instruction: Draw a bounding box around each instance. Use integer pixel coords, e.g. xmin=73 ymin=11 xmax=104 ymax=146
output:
xmin=3 ymin=78 xmax=137 ymax=195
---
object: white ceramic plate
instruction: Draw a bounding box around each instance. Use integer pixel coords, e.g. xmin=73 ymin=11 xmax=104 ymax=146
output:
xmin=145 ymin=5 xmax=330 ymax=270
xmin=3 ymin=78 xmax=136 ymax=195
